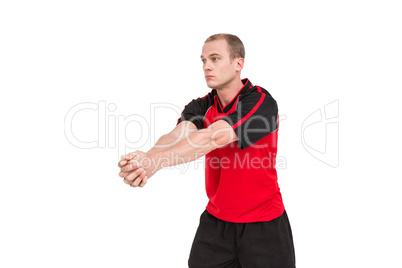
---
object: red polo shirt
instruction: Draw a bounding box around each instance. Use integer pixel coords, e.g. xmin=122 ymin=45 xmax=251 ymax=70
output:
xmin=177 ymin=78 xmax=285 ymax=223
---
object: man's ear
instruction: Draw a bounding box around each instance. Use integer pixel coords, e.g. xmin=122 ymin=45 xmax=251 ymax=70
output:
xmin=236 ymin=58 xmax=244 ymax=71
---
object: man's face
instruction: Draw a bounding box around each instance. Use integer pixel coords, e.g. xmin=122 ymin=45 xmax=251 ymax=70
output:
xmin=201 ymin=39 xmax=241 ymax=89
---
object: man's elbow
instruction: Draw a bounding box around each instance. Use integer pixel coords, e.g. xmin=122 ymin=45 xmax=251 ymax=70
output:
xmin=209 ymin=125 xmax=239 ymax=149
xmin=214 ymin=133 xmax=239 ymax=148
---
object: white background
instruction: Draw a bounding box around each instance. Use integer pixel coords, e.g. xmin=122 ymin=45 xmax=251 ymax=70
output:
xmin=1 ymin=0 xmax=401 ymax=267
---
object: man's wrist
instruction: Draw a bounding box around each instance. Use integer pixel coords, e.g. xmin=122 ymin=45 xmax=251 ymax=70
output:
xmin=147 ymin=150 xmax=165 ymax=173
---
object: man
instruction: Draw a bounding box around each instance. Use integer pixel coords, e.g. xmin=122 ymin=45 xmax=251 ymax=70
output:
xmin=118 ymin=34 xmax=296 ymax=268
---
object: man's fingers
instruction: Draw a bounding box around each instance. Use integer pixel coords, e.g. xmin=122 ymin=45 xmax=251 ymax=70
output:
xmin=139 ymin=176 xmax=148 ymax=188
xmin=124 ymin=168 xmax=145 ymax=182
xmin=121 ymin=161 xmax=142 ymax=173
xmin=123 ymin=171 xmax=141 ymax=185
xmin=123 ymin=177 xmax=133 ymax=185
xmin=124 ymin=152 xmax=139 ymax=160
xmin=119 ymin=151 xmax=149 ymax=188
xmin=130 ymin=171 xmax=147 ymax=187
xmin=118 ymin=160 xmax=127 ymax=168
xmin=120 ymin=152 xmax=140 ymax=162
xmin=119 ymin=171 xmax=129 ymax=178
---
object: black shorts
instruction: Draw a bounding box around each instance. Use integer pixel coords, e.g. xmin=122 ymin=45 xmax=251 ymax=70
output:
xmin=188 ymin=209 xmax=295 ymax=268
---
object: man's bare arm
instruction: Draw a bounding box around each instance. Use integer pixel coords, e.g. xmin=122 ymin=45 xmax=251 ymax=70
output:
xmin=147 ymin=121 xmax=198 ymax=155
xmin=120 ymin=119 xmax=239 ymax=184
xmin=118 ymin=121 xmax=197 ymax=169
xmin=150 ymin=120 xmax=238 ymax=167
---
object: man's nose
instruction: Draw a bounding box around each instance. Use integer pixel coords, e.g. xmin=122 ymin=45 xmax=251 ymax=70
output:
xmin=203 ymin=61 xmax=212 ymax=72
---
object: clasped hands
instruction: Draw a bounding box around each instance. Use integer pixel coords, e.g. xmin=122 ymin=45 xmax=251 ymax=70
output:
xmin=118 ymin=150 xmax=158 ymax=188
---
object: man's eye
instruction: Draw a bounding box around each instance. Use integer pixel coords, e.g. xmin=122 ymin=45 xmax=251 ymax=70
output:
xmin=212 ymin=57 xmax=218 ymax=61
xmin=201 ymin=59 xmax=206 ymax=63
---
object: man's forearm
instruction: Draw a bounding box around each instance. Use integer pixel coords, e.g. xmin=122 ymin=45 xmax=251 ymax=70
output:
xmin=123 ymin=120 xmax=237 ymax=180
xmin=149 ymin=128 xmax=217 ymax=170
xmin=147 ymin=133 xmax=183 ymax=155
xmin=147 ymin=122 xmax=198 ymax=155
xmin=149 ymin=119 xmax=238 ymax=171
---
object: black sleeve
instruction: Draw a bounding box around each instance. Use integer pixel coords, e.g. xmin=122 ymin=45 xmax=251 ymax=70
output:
xmin=220 ymin=86 xmax=278 ymax=149
xmin=176 ymin=91 xmax=215 ymax=130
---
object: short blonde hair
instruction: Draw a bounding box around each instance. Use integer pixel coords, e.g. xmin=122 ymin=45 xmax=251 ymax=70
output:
xmin=205 ymin=33 xmax=245 ymax=60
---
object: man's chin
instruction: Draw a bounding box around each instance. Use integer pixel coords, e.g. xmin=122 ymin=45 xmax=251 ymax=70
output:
xmin=205 ymin=80 xmax=217 ymax=89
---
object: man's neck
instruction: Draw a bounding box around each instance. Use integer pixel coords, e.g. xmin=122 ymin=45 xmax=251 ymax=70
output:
xmin=215 ymin=78 xmax=244 ymax=108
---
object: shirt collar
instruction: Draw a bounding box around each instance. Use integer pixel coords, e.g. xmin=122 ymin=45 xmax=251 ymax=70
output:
xmin=215 ymin=78 xmax=253 ymax=113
